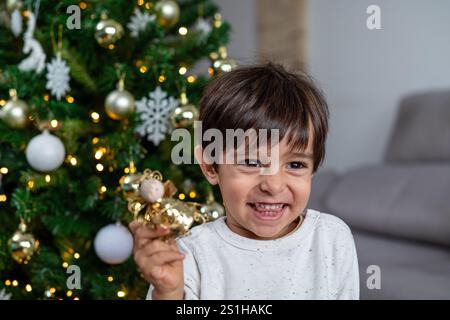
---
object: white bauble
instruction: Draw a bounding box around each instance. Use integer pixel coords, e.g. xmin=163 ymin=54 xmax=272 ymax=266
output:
xmin=25 ymin=130 xmax=66 ymax=172
xmin=94 ymin=223 xmax=134 ymax=264
xmin=139 ymin=178 xmax=164 ymax=203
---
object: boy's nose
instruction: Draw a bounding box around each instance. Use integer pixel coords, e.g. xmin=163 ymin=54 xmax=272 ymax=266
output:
xmin=258 ymin=170 xmax=286 ymax=195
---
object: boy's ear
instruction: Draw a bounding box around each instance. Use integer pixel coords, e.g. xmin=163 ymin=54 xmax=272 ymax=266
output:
xmin=194 ymin=145 xmax=219 ymax=185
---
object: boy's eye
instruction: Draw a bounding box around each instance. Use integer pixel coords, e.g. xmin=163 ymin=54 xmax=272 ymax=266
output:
xmin=287 ymin=161 xmax=307 ymax=169
xmin=239 ymin=159 xmax=261 ymax=167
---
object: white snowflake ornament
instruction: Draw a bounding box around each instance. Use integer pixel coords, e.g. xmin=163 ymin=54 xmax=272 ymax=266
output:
xmin=127 ymin=8 xmax=155 ymax=38
xmin=45 ymin=55 xmax=71 ymax=101
xmin=0 ymin=288 xmax=12 ymax=300
xmin=135 ymin=86 xmax=179 ymax=146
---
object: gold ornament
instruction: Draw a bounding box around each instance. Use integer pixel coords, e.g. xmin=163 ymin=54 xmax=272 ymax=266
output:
xmin=170 ymin=91 xmax=199 ymax=128
xmin=212 ymin=46 xmax=237 ymax=75
xmin=6 ymin=0 xmax=22 ymax=12
xmin=124 ymin=168 xmax=208 ymax=240
xmin=200 ymin=190 xmax=225 ymax=220
xmin=95 ymin=14 xmax=124 ymax=47
xmin=105 ymin=77 xmax=135 ymax=120
xmin=0 ymin=89 xmax=29 ymax=128
xmin=155 ymin=0 xmax=180 ymax=29
xmin=8 ymin=221 xmax=39 ymax=264
xmin=119 ymin=161 xmax=140 ymax=195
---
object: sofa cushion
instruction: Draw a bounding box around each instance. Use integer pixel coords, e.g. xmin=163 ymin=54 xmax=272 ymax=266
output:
xmin=324 ymin=164 xmax=450 ymax=246
xmin=385 ymin=90 xmax=450 ymax=163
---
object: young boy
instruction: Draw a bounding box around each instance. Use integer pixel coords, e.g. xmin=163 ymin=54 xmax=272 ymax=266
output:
xmin=129 ymin=63 xmax=359 ymax=300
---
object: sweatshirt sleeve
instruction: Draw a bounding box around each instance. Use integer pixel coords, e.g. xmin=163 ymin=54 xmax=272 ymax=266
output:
xmin=335 ymin=230 xmax=360 ymax=300
xmin=145 ymin=236 xmax=201 ymax=300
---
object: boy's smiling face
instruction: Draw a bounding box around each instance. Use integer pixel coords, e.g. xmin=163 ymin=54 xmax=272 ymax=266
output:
xmin=195 ymin=132 xmax=315 ymax=240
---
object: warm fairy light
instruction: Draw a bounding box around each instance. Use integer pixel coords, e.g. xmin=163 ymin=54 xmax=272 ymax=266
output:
xmin=43 ymin=94 xmax=50 ymax=101
xmin=4 ymin=280 xmax=11 ymax=286
xmin=12 ymin=280 xmax=18 ymax=287
xmin=208 ymin=67 xmax=214 ymax=76
xmin=91 ymin=112 xmax=100 ymax=123
xmin=62 ymin=262 xmax=69 ymax=268
xmin=70 ymin=156 xmax=78 ymax=166
xmin=66 ymin=96 xmax=75 ymax=103
xmin=74 ymin=253 xmax=80 ymax=259
xmin=0 ymin=99 xmax=6 ymax=106
xmin=158 ymin=75 xmax=166 ymax=83
xmin=96 ymin=163 xmax=104 ymax=172
xmin=189 ymin=191 xmax=196 ymax=198
xmin=45 ymin=175 xmax=51 ymax=183
xmin=178 ymin=27 xmax=188 ymax=35
xmin=178 ymin=193 xmax=185 ymax=200
xmin=137 ymin=0 xmax=144 ymax=5
xmin=124 ymin=167 xmax=130 ymax=174
xmin=108 ymin=44 xmax=115 ymax=50
xmin=107 ymin=276 xmax=114 ymax=282
xmin=0 ymin=167 xmax=8 ymax=174
xmin=66 ymin=290 xmax=73 ymax=297
xmin=94 ymin=148 xmax=106 ymax=160
xmin=49 ymin=287 xmax=56 ymax=294
xmin=145 ymin=2 xmax=152 ymax=9
xmin=99 ymin=186 xmax=107 ymax=193
xmin=27 ymin=180 xmax=34 ymax=189
xmin=117 ymin=290 xmax=126 ymax=298
xmin=74 ymin=297 xmax=80 ymax=300
xmin=23 ymin=10 xmax=29 ymax=17
xmin=50 ymin=120 xmax=58 ymax=128
xmin=139 ymin=66 xmax=148 ymax=73
xmin=79 ymin=2 xmax=87 ymax=10
xmin=178 ymin=66 xmax=187 ymax=75
xmin=187 ymin=75 xmax=196 ymax=83
xmin=25 ymin=284 xmax=32 ymax=292
xmin=0 ymin=195 xmax=7 ymax=202
xmin=92 ymin=137 xmax=99 ymax=145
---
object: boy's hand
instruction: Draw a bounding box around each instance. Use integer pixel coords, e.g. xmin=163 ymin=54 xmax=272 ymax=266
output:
xmin=129 ymin=220 xmax=185 ymax=300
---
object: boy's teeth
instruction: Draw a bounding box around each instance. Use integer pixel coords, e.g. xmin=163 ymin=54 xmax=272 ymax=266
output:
xmin=254 ymin=203 xmax=284 ymax=210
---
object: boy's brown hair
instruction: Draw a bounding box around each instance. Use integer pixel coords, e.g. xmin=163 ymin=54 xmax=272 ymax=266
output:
xmin=199 ymin=62 xmax=329 ymax=173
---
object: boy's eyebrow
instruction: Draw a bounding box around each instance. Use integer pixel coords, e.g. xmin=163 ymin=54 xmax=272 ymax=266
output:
xmin=289 ymin=152 xmax=314 ymax=160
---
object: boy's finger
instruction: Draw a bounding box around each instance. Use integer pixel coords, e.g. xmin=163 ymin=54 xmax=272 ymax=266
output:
xmin=135 ymin=224 xmax=170 ymax=240
xmin=128 ymin=220 xmax=143 ymax=234
xmin=149 ymin=251 xmax=185 ymax=267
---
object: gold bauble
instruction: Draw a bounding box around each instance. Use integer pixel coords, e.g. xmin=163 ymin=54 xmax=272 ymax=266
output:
xmin=200 ymin=201 xmax=225 ymax=221
xmin=8 ymin=222 xmax=39 ymax=264
xmin=105 ymin=79 xmax=135 ymax=120
xmin=6 ymin=0 xmax=22 ymax=12
xmin=155 ymin=0 xmax=180 ymax=29
xmin=150 ymin=198 xmax=197 ymax=238
xmin=95 ymin=17 xmax=124 ymax=47
xmin=0 ymin=89 xmax=29 ymax=128
xmin=212 ymin=46 xmax=237 ymax=75
xmin=170 ymin=104 xmax=198 ymax=128
xmin=119 ymin=173 xmax=141 ymax=195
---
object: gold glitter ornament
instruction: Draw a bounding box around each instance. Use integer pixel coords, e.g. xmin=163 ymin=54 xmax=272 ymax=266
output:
xmin=8 ymin=221 xmax=39 ymax=264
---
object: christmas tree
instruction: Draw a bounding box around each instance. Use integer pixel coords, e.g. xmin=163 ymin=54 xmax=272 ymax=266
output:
xmin=0 ymin=0 xmax=232 ymax=300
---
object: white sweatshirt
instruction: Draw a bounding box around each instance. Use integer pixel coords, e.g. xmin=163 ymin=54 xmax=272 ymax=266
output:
xmin=146 ymin=208 xmax=360 ymax=300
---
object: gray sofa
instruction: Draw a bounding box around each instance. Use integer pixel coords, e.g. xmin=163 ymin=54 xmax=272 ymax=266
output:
xmin=309 ymin=90 xmax=450 ymax=299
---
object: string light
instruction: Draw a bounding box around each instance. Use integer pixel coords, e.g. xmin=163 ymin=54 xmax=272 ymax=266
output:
xmin=99 ymin=186 xmax=107 ymax=194
xmin=74 ymin=297 xmax=80 ymax=300
xmin=124 ymin=167 xmax=130 ymax=174
xmin=69 ymin=156 xmax=78 ymax=166
xmin=178 ymin=66 xmax=187 ymax=75
xmin=178 ymin=193 xmax=185 ymax=200
xmin=50 ymin=119 xmax=59 ymax=128
xmin=178 ymin=27 xmax=188 ymax=35
xmin=96 ymin=164 xmax=104 ymax=172
xmin=4 ymin=280 xmax=11 ymax=286
xmin=45 ymin=175 xmax=51 ymax=183
xmin=62 ymin=262 xmax=69 ymax=268
xmin=0 ymin=99 xmax=6 ymax=106
xmin=139 ymin=66 xmax=148 ymax=73
xmin=66 ymin=95 xmax=75 ymax=103
xmin=74 ymin=253 xmax=80 ymax=259
xmin=158 ymin=75 xmax=166 ymax=83
xmin=12 ymin=280 xmax=18 ymax=287
xmin=117 ymin=290 xmax=126 ymax=298
xmin=91 ymin=112 xmax=100 ymax=123
xmin=108 ymin=44 xmax=115 ymax=50
xmin=43 ymin=94 xmax=50 ymax=102
xmin=25 ymin=284 xmax=32 ymax=292
xmin=145 ymin=2 xmax=152 ymax=9
xmin=208 ymin=67 xmax=214 ymax=76
xmin=189 ymin=191 xmax=196 ymax=198
xmin=79 ymin=2 xmax=87 ymax=10
xmin=92 ymin=137 xmax=99 ymax=145
xmin=0 ymin=195 xmax=7 ymax=202
xmin=107 ymin=276 xmax=114 ymax=282
xmin=94 ymin=148 xmax=106 ymax=160
xmin=0 ymin=167 xmax=8 ymax=174
xmin=137 ymin=0 xmax=144 ymax=6
xmin=27 ymin=180 xmax=34 ymax=189
xmin=187 ymin=75 xmax=197 ymax=83
xmin=66 ymin=290 xmax=73 ymax=297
